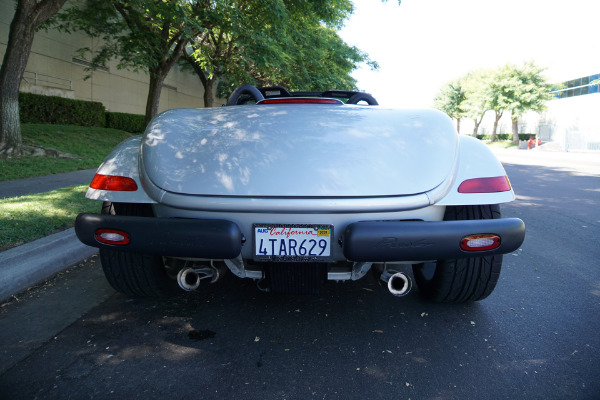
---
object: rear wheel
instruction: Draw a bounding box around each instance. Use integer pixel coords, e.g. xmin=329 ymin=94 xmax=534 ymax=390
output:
xmin=99 ymin=202 xmax=179 ymax=297
xmin=412 ymin=205 xmax=503 ymax=303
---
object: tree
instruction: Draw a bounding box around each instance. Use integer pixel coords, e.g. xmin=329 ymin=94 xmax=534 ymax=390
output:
xmin=463 ymin=70 xmax=491 ymax=137
xmin=0 ymin=0 xmax=68 ymax=157
xmin=182 ymin=0 xmax=376 ymax=107
xmin=181 ymin=0 xmax=294 ymax=107
xmin=434 ymin=78 xmax=467 ymax=133
xmin=483 ymin=66 xmax=515 ymax=142
xmin=439 ymin=62 xmax=553 ymax=143
xmin=281 ymin=19 xmax=376 ymax=91
xmin=57 ymin=0 xmax=202 ymax=124
xmin=503 ymin=61 xmax=553 ymax=144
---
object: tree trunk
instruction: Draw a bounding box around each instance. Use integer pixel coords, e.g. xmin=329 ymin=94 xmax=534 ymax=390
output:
xmin=472 ymin=122 xmax=480 ymax=137
xmin=472 ymin=114 xmax=484 ymax=138
xmin=456 ymin=117 xmax=461 ymax=134
xmin=491 ymin=111 xmax=502 ymax=142
xmin=0 ymin=0 xmax=67 ymax=157
xmin=182 ymin=49 xmax=216 ymax=108
xmin=511 ymin=116 xmax=519 ymax=144
xmin=145 ymin=67 xmax=167 ymax=125
xmin=0 ymin=1 xmax=38 ymax=156
xmin=204 ymin=78 xmax=215 ymax=108
xmin=144 ymin=39 xmax=188 ymax=124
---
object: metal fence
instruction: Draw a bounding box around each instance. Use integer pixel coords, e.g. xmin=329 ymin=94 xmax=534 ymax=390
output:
xmin=22 ymin=71 xmax=72 ymax=91
xmin=537 ymin=123 xmax=600 ymax=152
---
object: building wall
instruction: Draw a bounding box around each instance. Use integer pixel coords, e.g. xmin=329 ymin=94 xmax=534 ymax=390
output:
xmin=0 ymin=0 xmax=223 ymax=116
xmin=536 ymin=94 xmax=600 ymax=151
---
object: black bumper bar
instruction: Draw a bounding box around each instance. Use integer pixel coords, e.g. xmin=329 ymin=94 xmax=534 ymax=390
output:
xmin=75 ymin=213 xmax=243 ymax=259
xmin=342 ymin=218 xmax=525 ymax=262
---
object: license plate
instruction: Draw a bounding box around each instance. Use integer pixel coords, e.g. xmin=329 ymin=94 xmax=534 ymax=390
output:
xmin=253 ymin=224 xmax=333 ymax=262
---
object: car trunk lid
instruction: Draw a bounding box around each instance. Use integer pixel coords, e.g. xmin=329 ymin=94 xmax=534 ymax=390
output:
xmin=141 ymin=105 xmax=458 ymax=197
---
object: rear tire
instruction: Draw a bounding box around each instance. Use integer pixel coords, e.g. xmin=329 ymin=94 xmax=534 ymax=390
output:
xmin=99 ymin=202 xmax=179 ymax=297
xmin=412 ymin=205 xmax=503 ymax=303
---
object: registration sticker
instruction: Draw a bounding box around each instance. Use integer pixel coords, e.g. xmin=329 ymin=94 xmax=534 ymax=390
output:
xmin=253 ymin=224 xmax=333 ymax=262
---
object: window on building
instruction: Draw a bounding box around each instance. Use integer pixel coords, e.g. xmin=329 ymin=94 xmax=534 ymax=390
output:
xmin=551 ymin=73 xmax=600 ymax=99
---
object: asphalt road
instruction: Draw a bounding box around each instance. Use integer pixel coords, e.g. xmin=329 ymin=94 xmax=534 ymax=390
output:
xmin=0 ymin=150 xmax=599 ymax=400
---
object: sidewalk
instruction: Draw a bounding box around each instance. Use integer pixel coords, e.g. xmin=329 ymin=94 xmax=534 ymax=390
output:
xmin=0 ymin=169 xmax=98 ymax=302
xmin=0 ymin=169 xmax=96 ymax=199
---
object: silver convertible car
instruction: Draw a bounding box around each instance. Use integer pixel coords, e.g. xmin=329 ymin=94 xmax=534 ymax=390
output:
xmin=75 ymin=85 xmax=525 ymax=303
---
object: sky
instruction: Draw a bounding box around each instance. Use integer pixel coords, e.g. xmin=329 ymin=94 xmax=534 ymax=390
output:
xmin=339 ymin=0 xmax=600 ymax=108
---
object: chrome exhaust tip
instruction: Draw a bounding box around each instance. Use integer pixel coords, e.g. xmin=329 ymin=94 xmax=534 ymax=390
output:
xmin=177 ymin=268 xmax=201 ymax=291
xmin=387 ymin=272 xmax=412 ymax=297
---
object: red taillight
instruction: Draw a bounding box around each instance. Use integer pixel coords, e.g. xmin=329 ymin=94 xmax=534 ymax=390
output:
xmin=458 ymin=176 xmax=511 ymax=193
xmin=95 ymin=229 xmax=130 ymax=245
xmin=90 ymin=174 xmax=138 ymax=191
xmin=460 ymin=234 xmax=500 ymax=251
xmin=258 ymin=98 xmax=343 ymax=105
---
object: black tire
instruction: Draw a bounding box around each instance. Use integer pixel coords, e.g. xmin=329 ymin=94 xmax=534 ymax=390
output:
xmin=99 ymin=202 xmax=179 ymax=297
xmin=412 ymin=205 xmax=503 ymax=303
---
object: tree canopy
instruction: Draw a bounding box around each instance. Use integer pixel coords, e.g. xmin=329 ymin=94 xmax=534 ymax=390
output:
xmin=181 ymin=0 xmax=377 ymax=106
xmin=56 ymin=0 xmax=377 ymax=114
xmin=462 ymin=69 xmax=491 ymax=137
xmin=435 ymin=61 xmax=552 ymax=142
xmin=434 ymin=78 xmax=467 ymax=133
xmin=502 ymin=61 xmax=553 ymax=143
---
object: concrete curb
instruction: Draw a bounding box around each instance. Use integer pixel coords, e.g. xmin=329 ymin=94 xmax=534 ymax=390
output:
xmin=0 ymin=229 xmax=98 ymax=302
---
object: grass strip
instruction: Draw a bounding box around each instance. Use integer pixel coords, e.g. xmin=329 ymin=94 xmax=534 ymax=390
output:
xmin=0 ymin=185 xmax=100 ymax=251
xmin=0 ymin=124 xmax=132 ymax=181
xmin=484 ymin=140 xmax=519 ymax=149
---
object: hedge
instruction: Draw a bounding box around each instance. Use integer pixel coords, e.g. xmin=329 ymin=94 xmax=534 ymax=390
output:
xmin=19 ymin=92 xmax=146 ymax=133
xmin=20 ymin=92 xmax=106 ymax=127
xmin=106 ymin=112 xmax=146 ymax=133
xmin=477 ymin=134 xmax=533 ymax=141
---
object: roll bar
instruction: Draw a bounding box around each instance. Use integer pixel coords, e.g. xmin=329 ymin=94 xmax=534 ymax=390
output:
xmin=226 ymin=84 xmax=378 ymax=106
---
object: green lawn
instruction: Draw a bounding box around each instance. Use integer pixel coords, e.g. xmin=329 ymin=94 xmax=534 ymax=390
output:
xmin=0 ymin=124 xmax=132 ymax=181
xmin=0 ymin=124 xmax=132 ymax=250
xmin=484 ymin=140 xmax=519 ymax=149
xmin=0 ymin=184 xmax=100 ymax=251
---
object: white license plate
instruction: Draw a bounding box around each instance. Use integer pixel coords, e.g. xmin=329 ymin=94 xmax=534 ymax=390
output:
xmin=253 ymin=224 xmax=333 ymax=262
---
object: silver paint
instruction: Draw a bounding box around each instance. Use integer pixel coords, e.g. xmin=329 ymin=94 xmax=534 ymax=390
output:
xmin=141 ymin=105 xmax=459 ymax=197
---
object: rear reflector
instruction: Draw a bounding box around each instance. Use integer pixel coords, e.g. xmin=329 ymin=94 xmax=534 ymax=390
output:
xmin=458 ymin=176 xmax=511 ymax=193
xmin=90 ymin=174 xmax=138 ymax=191
xmin=95 ymin=229 xmax=130 ymax=245
xmin=460 ymin=234 xmax=500 ymax=251
xmin=258 ymin=98 xmax=343 ymax=105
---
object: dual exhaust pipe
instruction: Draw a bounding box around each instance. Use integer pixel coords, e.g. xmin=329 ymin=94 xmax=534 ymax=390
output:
xmin=177 ymin=262 xmax=412 ymax=297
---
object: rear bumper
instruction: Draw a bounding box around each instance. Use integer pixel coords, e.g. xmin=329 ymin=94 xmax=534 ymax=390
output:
xmin=75 ymin=213 xmax=243 ymax=259
xmin=76 ymin=213 xmax=525 ymax=262
xmin=342 ymin=218 xmax=525 ymax=262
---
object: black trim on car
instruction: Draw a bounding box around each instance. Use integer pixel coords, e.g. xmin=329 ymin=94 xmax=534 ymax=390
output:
xmin=342 ymin=218 xmax=525 ymax=262
xmin=75 ymin=213 xmax=243 ymax=259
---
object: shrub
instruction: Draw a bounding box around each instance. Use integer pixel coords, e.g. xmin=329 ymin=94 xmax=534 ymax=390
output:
xmin=477 ymin=134 xmax=532 ymax=141
xmin=106 ymin=112 xmax=146 ymax=133
xmin=19 ymin=92 xmax=106 ymax=127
